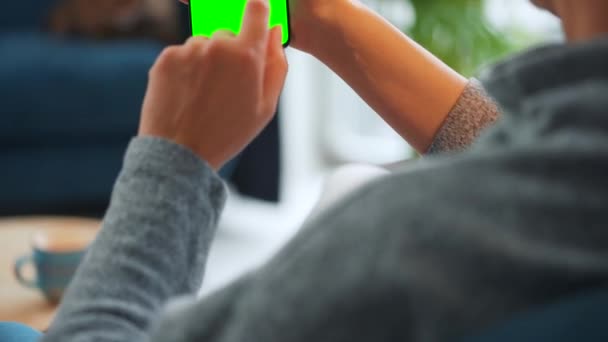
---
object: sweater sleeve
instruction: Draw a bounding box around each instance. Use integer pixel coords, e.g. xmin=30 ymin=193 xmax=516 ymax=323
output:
xmin=41 ymin=136 xmax=227 ymax=342
xmin=426 ymin=79 xmax=501 ymax=154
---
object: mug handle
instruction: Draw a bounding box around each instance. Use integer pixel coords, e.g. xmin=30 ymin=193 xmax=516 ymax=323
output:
xmin=14 ymin=255 xmax=38 ymax=289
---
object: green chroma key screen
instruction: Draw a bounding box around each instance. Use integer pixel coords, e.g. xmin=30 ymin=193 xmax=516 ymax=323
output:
xmin=190 ymin=0 xmax=290 ymax=46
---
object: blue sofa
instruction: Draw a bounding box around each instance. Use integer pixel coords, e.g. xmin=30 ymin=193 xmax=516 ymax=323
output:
xmin=0 ymin=1 xmax=165 ymax=215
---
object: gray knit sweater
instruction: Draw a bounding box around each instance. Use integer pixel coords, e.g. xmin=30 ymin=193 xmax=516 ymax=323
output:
xmin=42 ymin=37 xmax=608 ymax=342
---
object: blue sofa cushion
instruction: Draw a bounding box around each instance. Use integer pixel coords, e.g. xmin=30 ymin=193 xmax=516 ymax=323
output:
xmin=0 ymin=32 xmax=163 ymax=145
xmin=0 ymin=143 xmax=127 ymax=215
xmin=0 ymin=0 xmax=56 ymax=30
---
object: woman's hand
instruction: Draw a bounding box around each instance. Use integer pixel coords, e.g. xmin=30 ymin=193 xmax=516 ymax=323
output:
xmin=178 ymin=0 xmax=342 ymax=52
xmin=140 ymin=0 xmax=288 ymax=170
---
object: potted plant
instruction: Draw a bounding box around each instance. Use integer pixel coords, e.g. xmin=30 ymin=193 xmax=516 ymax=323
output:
xmin=381 ymin=0 xmax=513 ymax=75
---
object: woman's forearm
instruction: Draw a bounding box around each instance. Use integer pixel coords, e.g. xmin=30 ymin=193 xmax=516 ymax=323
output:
xmin=301 ymin=0 xmax=468 ymax=152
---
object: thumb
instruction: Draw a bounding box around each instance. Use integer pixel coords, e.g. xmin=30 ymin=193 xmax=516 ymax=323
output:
xmin=262 ymin=26 xmax=288 ymax=114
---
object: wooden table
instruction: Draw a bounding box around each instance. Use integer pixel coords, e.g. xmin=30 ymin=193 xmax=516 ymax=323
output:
xmin=0 ymin=217 xmax=100 ymax=331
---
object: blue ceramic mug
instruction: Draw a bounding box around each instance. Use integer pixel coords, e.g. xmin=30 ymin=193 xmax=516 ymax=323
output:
xmin=14 ymin=229 xmax=92 ymax=303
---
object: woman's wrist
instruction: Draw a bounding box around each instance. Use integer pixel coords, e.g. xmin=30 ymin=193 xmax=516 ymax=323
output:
xmin=292 ymin=0 xmax=351 ymax=54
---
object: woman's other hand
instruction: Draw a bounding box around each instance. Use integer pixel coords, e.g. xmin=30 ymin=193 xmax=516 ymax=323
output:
xmin=140 ymin=0 xmax=288 ymax=170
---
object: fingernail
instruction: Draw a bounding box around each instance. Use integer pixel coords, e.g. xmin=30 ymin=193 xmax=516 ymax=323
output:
xmin=248 ymin=0 xmax=269 ymax=10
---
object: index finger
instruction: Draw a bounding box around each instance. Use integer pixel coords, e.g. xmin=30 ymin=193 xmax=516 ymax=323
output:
xmin=239 ymin=0 xmax=270 ymax=49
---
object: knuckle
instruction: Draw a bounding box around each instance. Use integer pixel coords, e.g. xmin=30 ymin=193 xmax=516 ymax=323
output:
xmin=161 ymin=46 xmax=181 ymax=61
xmin=155 ymin=46 xmax=180 ymax=69
xmin=150 ymin=46 xmax=185 ymax=77
xmin=236 ymin=47 xmax=258 ymax=64
xmin=205 ymin=39 xmax=228 ymax=59
xmin=185 ymin=37 xmax=208 ymax=54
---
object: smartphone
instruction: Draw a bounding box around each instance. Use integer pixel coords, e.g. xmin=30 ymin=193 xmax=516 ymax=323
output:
xmin=190 ymin=0 xmax=290 ymax=46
